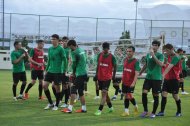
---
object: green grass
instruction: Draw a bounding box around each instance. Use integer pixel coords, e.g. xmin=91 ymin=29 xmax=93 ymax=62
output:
xmin=0 ymin=70 xmax=190 ymax=126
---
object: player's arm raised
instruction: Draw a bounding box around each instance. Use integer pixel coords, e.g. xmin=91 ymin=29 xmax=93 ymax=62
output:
xmin=150 ymin=48 xmax=164 ymax=67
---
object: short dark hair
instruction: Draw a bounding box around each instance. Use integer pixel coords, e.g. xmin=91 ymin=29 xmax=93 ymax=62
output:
xmin=62 ymin=36 xmax=69 ymax=40
xmin=177 ymin=48 xmax=183 ymax=53
xmin=67 ymin=40 xmax=77 ymax=46
xmin=152 ymin=40 xmax=161 ymax=47
xmin=183 ymin=51 xmax=186 ymax=54
xmin=36 ymin=40 xmax=44 ymax=43
xmin=164 ymin=43 xmax=174 ymax=50
xmin=51 ymin=34 xmax=59 ymax=40
xmin=127 ymin=46 xmax=135 ymax=52
xmin=14 ymin=41 xmax=20 ymax=47
xmin=102 ymin=42 xmax=110 ymax=49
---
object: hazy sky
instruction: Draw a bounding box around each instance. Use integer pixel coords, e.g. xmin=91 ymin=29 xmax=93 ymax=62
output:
xmin=4 ymin=0 xmax=190 ymax=18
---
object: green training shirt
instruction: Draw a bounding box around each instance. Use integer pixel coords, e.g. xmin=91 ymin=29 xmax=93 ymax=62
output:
xmin=10 ymin=49 xmax=25 ymax=73
xmin=46 ymin=45 xmax=67 ymax=73
xmin=145 ymin=52 xmax=164 ymax=80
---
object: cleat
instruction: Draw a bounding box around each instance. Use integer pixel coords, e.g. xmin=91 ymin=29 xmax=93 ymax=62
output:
xmin=176 ymin=112 xmax=182 ymax=117
xmin=140 ymin=111 xmax=148 ymax=117
xmin=24 ymin=93 xmax=29 ymax=99
xmin=17 ymin=95 xmax=26 ymax=100
xmin=52 ymin=106 xmax=58 ymax=111
xmin=134 ymin=106 xmax=138 ymax=115
xmin=75 ymin=108 xmax=87 ymax=113
xmin=107 ymin=107 xmax=114 ymax=113
xmin=156 ymin=112 xmax=165 ymax=116
xmin=111 ymin=96 xmax=117 ymax=101
xmin=60 ymin=103 xmax=68 ymax=108
xmin=13 ymin=97 xmax=18 ymax=101
xmin=121 ymin=112 xmax=130 ymax=117
xmin=94 ymin=110 xmax=102 ymax=116
xmin=38 ymin=96 xmax=46 ymax=100
xmin=61 ymin=108 xmax=72 ymax=113
xmin=181 ymin=91 xmax=189 ymax=95
xmin=94 ymin=96 xmax=100 ymax=100
xmin=44 ymin=104 xmax=54 ymax=110
xmin=150 ymin=113 xmax=156 ymax=118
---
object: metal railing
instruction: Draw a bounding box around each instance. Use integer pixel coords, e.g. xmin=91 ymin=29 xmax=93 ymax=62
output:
xmin=0 ymin=12 xmax=190 ymax=51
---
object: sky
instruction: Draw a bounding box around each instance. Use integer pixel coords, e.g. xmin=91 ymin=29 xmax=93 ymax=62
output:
xmin=4 ymin=0 xmax=190 ymax=18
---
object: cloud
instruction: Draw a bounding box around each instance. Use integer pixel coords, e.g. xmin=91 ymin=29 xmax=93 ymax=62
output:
xmin=145 ymin=0 xmax=190 ymax=6
xmin=4 ymin=0 xmax=190 ymax=18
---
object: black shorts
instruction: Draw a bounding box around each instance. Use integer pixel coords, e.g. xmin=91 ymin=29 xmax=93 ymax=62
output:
xmin=113 ymin=78 xmax=122 ymax=84
xmin=85 ymin=77 xmax=90 ymax=82
xmin=143 ymin=79 xmax=162 ymax=94
xmin=98 ymin=80 xmax=111 ymax=91
xmin=44 ymin=72 xmax=62 ymax=85
xmin=93 ymin=76 xmax=97 ymax=81
xmin=61 ymin=73 xmax=69 ymax=84
xmin=13 ymin=72 xmax=27 ymax=83
xmin=162 ymin=79 xmax=179 ymax=94
xmin=71 ymin=75 xmax=88 ymax=93
xmin=31 ymin=70 xmax=44 ymax=80
xmin=122 ymin=84 xmax=135 ymax=93
xmin=179 ymin=70 xmax=187 ymax=78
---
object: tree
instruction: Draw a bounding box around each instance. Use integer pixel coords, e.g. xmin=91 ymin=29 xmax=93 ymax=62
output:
xmin=119 ymin=30 xmax=131 ymax=45
xmin=21 ymin=37 xmax=30 ymax=50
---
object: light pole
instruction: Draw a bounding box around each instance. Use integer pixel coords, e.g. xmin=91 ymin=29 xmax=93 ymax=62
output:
xmin=2 ymin=0 xmax=5 ymax=47
xmin=134 ymin=0 xmax=138 ymax=41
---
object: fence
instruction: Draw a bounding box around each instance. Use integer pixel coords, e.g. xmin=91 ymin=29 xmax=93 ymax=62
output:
xmin=0 ymin=12 xmax=190 ymax=52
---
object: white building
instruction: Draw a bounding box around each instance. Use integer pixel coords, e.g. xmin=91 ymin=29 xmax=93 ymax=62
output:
xmin=139 ymin=4 xmax=190 ymax=52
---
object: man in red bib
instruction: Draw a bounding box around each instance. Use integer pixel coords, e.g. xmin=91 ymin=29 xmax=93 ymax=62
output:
xmin=24 ymin=40 xmax=45 ymax=100
xmin=94 ymin=42 xmax=117 ymax=116
xmin=121 ymin=46 xmax=140 ymax=117
xmin=157 ymin=44 xmax=182 ymax=117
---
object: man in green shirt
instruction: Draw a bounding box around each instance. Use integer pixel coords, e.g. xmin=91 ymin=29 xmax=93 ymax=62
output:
xmin=139 ymin=40 xmax=164 ymax=118
xmin=62 ymin=40 xmax=88 ymax=113
xmin=43 ymin=34 xmax=67 ymax=111
xmin=93 ymin=47 xmax=100 ymax=100
xmin=59 ymin=36 xmax=71 ymax=108
xmin=111 ymin=48 xmax=123 ymax=101
xmin=177 ymin=49 xmax=189 ymax=95
xmin=11 ymin=41 xmax=28 ymax=101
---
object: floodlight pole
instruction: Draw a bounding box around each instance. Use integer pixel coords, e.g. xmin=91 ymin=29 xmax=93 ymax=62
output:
xmin=134 ymin=0 xmax=138 ymax=45
xmin=2 ymin=0 xmax=5 ymax=47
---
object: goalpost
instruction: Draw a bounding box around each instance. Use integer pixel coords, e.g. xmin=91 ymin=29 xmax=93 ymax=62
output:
xmin=71 ymin=35 xmax=165 ymax=79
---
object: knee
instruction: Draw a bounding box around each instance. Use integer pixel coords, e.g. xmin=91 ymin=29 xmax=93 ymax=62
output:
xmin=172 ymin=94 xmax=179 ymax=101
xmin=102 ymin=90 xmax=107 ymax=95
xmin=126 ymin=93 xmax=133 ymax=100
xmin=43 ymin=83 xmax=48 ymax=90
xmin=162 ymin=92 xmax=167 ymax=97
xmin=153 ymin=93 xmax=159 ymax=97
xmin=39 ymin=80 xmax=43 ymax=85
xmin=143 ymin=90 xmax=148 ymax=94
xmin=32 ymin=80 xmax=36 ymax=84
